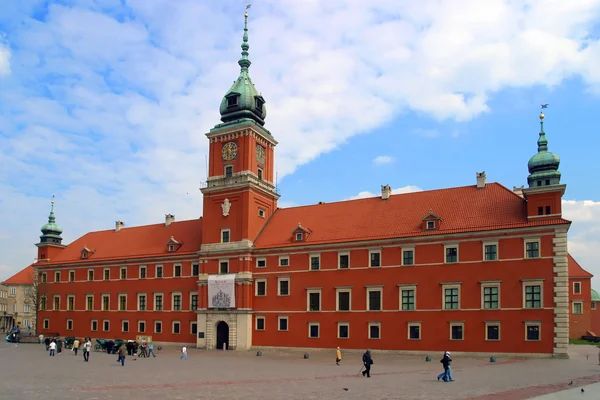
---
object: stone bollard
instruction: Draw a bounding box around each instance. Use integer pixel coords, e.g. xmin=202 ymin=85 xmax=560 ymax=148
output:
xmin=303 ymin=353 xmax=309 ymax=359
xmin=256 ymin=351 xmax=262 ymax=356
xmin=223 ymin=342 xmax=226 ymax=351
xmin=490 ymin=356 xmax=496 ymax=363
xmin=425 ymin=356 xmax=431 ymax=362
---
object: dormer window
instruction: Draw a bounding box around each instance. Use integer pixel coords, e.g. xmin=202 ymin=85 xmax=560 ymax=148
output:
xmin=292 ymin=222 xmax=311 ymax=242
xmin=80 ymin=246 xmax=93 ymax=259
xmin=255 ymin=97 xmax=264 ymax=112
xmin=426 ymin=221 xmax=435 ymax=230
xmin=296 ymin=233 xmax=303 ymax=241
xmin=166 ymin=236 xmax=182 ymax=253
xmin=168 ymin=245 xmax=175 ymax=252
xmin=227 ymin=94 xmax=239 ymax=107
xmin=421 ymin=209 xmax=442 ymax=231
xmin=81 ymin=252 xmax=87 ymax=259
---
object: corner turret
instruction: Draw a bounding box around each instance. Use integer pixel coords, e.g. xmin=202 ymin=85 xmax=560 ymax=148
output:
xmin=36 ymin=196 xmax=66 ymax=261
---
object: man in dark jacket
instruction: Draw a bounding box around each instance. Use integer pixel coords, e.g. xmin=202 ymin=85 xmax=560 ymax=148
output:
xmin=437 ymin=351 xmax=453 ymax=382
xmin=362 ymin=349 xmax=374 ymax=378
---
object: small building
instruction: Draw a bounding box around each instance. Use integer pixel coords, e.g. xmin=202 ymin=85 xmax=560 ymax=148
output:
xmin=2 ymin=265 xmax=36 ymax=333
xmin=591 ymin=289 xmax=600 ymax=335
xmin=0 ymin=283 xmax=9 ymax=332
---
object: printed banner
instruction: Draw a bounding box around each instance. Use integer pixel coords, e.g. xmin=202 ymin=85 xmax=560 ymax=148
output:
xmin=208 ymin=274 xmax=236 ymax=308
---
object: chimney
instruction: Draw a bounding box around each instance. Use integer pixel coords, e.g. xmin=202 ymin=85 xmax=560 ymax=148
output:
xmin=381 ymin=184 xmax=392 ymax=200
xmin=476 ymin=171 xmax=486 ymax=189
xmin=115 ymin=221 xmax=124 ymax=232
xmin=165 ymin=214 xmax=175 ymax=226
xmin=513 ymin=185 xmax=525 ymax=198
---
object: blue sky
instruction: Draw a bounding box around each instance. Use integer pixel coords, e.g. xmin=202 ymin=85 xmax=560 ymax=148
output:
xmin=1 ymin=0 xmax=600 ymax=286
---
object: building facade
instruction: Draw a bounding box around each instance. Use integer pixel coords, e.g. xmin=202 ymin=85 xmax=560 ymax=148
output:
xmin=2 ymin=265 xmax=36 ymax=333
xmin=0 ymin=284 xmax=9 ymax=331
xmin=35 ymin=11 xmax=594 ymax=357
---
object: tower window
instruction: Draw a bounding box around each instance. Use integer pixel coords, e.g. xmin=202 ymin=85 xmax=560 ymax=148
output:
xmin=225 ymin=165 xmax=233 ymax=178
xmin=257 ymin=168 xmax=263 ymax=180
xmin=227 ymin=95 xmax=238 ymax=107
xmin=545 ymin=206 xmax=551 ymax=215
xmin=538 ymin=207 xmax=543 ymax=216
xmin=255 ymin=98 xmax=264 ymax=112
xmin=537 ymin=180 xmax=542 ymax=186
xmin=545 ymin=179 xmax=550 ymax=185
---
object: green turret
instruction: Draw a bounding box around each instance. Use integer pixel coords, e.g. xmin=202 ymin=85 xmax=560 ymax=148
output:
xmin=219 ymin=9 xmax=267 ymax=126
xmin=40 ymin=197 xmax=63 ymax=245
xmin=527 ymin=113 xmax=561 ymax=188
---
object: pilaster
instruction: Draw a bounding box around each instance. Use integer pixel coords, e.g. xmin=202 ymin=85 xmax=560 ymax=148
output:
xmin=552 ymin=227 xmax=570 ymax=359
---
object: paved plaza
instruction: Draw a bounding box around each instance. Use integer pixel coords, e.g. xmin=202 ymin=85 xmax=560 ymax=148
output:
xmin=1 ymin=343 xmax=599 ymax=399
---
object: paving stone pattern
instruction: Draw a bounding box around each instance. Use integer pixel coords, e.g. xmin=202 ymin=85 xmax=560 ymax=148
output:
xmin=0 ymin=343 xmax=599 ymax=399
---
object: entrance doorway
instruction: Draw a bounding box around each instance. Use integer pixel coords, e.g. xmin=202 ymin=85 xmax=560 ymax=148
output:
xmin=216 ymin=321 xmax=229 ymax=350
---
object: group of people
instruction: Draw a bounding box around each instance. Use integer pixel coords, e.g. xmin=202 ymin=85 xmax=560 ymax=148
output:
xmin=41 ymin=335 xmax=93 ymax=361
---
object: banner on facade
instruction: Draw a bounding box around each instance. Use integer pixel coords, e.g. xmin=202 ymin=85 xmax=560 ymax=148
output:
xmin=208 ymin=274 xmax=236 ymax=308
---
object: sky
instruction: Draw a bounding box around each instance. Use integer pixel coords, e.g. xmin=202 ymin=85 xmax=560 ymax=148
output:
xmin=1 ymin=0 xmax=599 ymax=286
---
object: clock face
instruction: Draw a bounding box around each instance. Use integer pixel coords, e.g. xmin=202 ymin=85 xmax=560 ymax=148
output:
xmin=256 ymin=144 xmax=266 ymax=164
xmin=222 ymin=142 xmax=238 ymax=161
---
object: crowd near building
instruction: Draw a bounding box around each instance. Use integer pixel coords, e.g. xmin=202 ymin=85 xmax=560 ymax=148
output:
xmin=3 ymin=10 xmax=598 ymax=357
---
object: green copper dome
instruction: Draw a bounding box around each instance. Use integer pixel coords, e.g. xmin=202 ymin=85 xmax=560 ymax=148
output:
xmin=219 ymin=12 xmax=267 ymax=126
xmin=40 ymin=198 xmax=63 ymax=244
xmin=527 ymin=113 xmax=561 ymax=187
xmin=592 ymin=289 xmax=600 ymax=302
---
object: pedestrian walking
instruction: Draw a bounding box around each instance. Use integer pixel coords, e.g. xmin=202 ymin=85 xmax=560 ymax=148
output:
xmin=44 ymin=337 xmax=50 ymax=350
xmin=336 ymin=347 xmax=342 ymax=366
xmin=362 ymin=349 xmax=373 ymax=377
xmin=180 ymin=346 xmax=188 ymax=360
xmin=48 ymin=341 xmax=56 ymax=356
xmin=72 ymin=338 xmax=80 ymax=356
xmin=117 ymin=344 xmax=127 ymax=366
xmin=147 ymin=342 xmax=156 ymax=358
xmin=437 ymin=351 xmax=454 ymax=382
xmin=83 ymin=339 xmax=92 ymax=362
xmin=39 ymin=333 xmax=44 ymax=344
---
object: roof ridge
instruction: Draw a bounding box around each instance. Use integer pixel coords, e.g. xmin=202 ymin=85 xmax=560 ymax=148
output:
xmin=86 ymin=217 xmax=202 ymax=234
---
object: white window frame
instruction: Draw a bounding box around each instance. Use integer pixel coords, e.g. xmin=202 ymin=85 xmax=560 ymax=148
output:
xmin=407 ymin=322 xmax=421 ymax=340
xmin=137 ymin=293 xmax=147 ymax=311
xmin=66 ymin=319 xmax=73 ymax=331
xmin=53 ymin=295 xmax=60 ymax=311
xmin=524 ymin=238 xmax=541 ymax=259
xmin=483 ymin=241 xmax=499 ymax=261
xmin=399 ymin=285 xmax=417 ymax=311
xmin=426 ymin=220 xmax=435 ymax=230
xmin=154 ymin=293 xmax=163 ymax=311
xmin=449 ymin=322 xmax=464 ymax=340
xmin=190 ymin=292 xmax=198 ymax=311
xmin=103 ymin=319 xmax=110 ymax=332
xmin=338 ymin=252 xmax=350 ymax=269
xmin=573 ymin=282 xmax=582 ymax=294
xmin=485 ymin=321 xmax=501 ymax=341
xmin=257 ymin=167 xmax=263 ymax=180
xmin=366 ymin=286 xmax=383 ymax=311
xmin=171 ymin=292 xmax=182 ymax=311
xmin=55 ymin=271 xmax=60 ymax=282
xmin=592 ymin=302 xmax=597 ymax=310
xmin=572 ymin=301 xmax=583 ymax=315
xmin=91 ymin=320 xmax=98 ymax=331
xmin=41 ymin=272 xmax=47 ymax=283
xmin=295 ymin=232 xmax=303 ymax=241
xmin=138 ymin=320 xmax=146 ymax=333
xmin=522 ymin=280 xmax=544 ymax=309
xmin=278 ymin=256 xmax=289 ymax=267
xmin=224 ymin=164 xmax=233 ymax=177
xmin=67 ymin=295 xmax=75 ymax=311
xmin=307 ymin=288 xmax=322 ymax=312
xmin=155 ymin=264 xmax=164 ymax=278
xmin=278 ymin=316 xmax=288 ymax=331
xmin=69 ymin=269 xmax=75 ymax=282
xmin=524 ymin=321 xmax=541 ymax=341
xmin=368 ymin=322 xmax=381 ymax=339
xmin=118 ymin=294 xmax=127 ymax=311
xmin=309 ymin=253 xmax=321 ymax=270
xmin=122 ymin=320 xmax=129 ymax=333
xmin=369 ymin=249 xmax=381 ymax=268
xmin=172 ymin=320 xmax=181 ymax=335
xmin=256 ymin=258 xmax=267 ymax=268
xmin=10 ymin=287 xmax=16 ymax=296
xmin=337 ymin=322 xmax=350 ymax=339
xmin=173 ymin=264 xmax=182 ymax=277
xmin=401 ymin=247 xmax=415 ymax=266
xmin=480 ymin=282 xmax=501 ymax=309
xmin=103 ymin=268 xmax=109 ymax=280
xmin=219 ymin=260 xmax=229 ymax=274
xmin=101 ymin=294 xmax=110 ymax=311
xmin=444 ymin=244 xmax=459 ymax=263
xmin=442 ymin=283 xmax=461 ymax=310
xmin=221 ymin=228 xmax=231 ymax=244
xmin=308 ymin=322 xmax=320 ymax=338
xmin=86 ymin=295 xmax=94 ymax=311
xmin=120 ymin=267 xmax=127 ymax=280
xmin=258 ymin=208 xmax=266 ymax=218
xmin=43 ymin=319 xmax=49 ymax=329
xmin=154 ymin=320 xmax=162 ymax=334
xmin=255 ymin=315 xmax=265 ymax=331
xmin=88 ymin=268 xmax=95 ymax=281
xmin=168 ymin=244 xmax=175 ymax=252
xmin=336 ymin=287 xmax=352 ymax=311
xmin=277 ymin=277 xmax=290 ymax=296
xmin=139 ymin=265 xmax=147 ymax=279
xmin=255 ymin=278 xmax=267 ymax=297
xmin=24 ymin=304 xmax=30 ymax=313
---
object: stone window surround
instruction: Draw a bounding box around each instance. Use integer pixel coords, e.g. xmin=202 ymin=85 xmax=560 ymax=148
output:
xmin=442 ymin=283 xmax=461 ymax=310
xmin=572 ymin=301 xmax=583 ymax=314
xmin=278 ymin=316 xmax=288 ymax=331
xmin=173 ymin=263 xmax=182 ymax=277
xmin=480 ymin=281 xmax=501 ymax=309
xmin=401 ymin=247 xmax=415 ymax=266
xmin=369 ymin=249 xmax=382 ymax=268
xmin=573 ymin=281 xmax=581 ymax=294
xmin=278 ymin=256 xmax=289 ymax=267
xmin=522 ymin=279 xmax=544 ymax=309
xmin=407 ymin=321 xmax=421 ymax=340
xmin=189 ymin=292 xmax=198 ymax=311
xmin=138 ymin=320 xmax=146 ymax=333
xmin=101 ymin=294 xmax=110 ymax=311
xmin=103 ymin=268 xmax=109 ymax=280
xmin=449 ymin=321 xmax=465 ymax=340
xmin=256 ymin=257 xmax=267 ymax=268
xmin=171 ymin=292 xmax=182 ymax=311
xmin=398 ymin=284 xmax=417 ymax=311
xmin=190 ymin=321 xmax=197 ymax=335
xmin=255 ymin=278 xmax=267 ymax=297
xmin=67 ymin=295 xmax=75 ymax=311
xmin=53 ymin=295 xmax=60 ymax=311
xmin=366 ymin=286 xmax=383 ymax=311
xmin=118 ymin=294 xmax=127 ymax=311
xmin=66 ymin=319 xmax=73 ymax=331
xmin=485 ymin=321 xmax=501 ymax=341
xmin=120 ymin=267 xmax=127 ymax=280
xmin=43 ymin=319 xmax=49 ymax=329
xmin=524 ymin=238 xmax=541 ymax=259
xmin=258 ymin=207 xmax=266 ymax=218
xmin=524 ymin=321 xmax=542 ymax=341
xmin=154 ymin=292 xmax=164 ymax=311
xmin=306 ymin=288 xmax=322 ymax=312
xmin=337 ymin=322 xmax=350 ymax=339
xmin=172 ymin=320 xmax=181 ymax=335
xmin=444 ymin=244 xmax=459 ymax=264
xmin=255 ymin=315 xmax=265 ymax=331
xmin=368 ymin=322 xmax=381 ymax=339
xmin=68 ymin=269 xmax=75 ymax=282
xmin=154 ymin=320 xmax=162 ymax=334
xmin=139 ymin=265 xmax=147 ymax=279
xmin=88 ymin=268 xmax=95 ymax=281
xmin=482 ymin=241 xmax=499 ymax=261
xmin=155 ymin=264 xmax=164 ymax=278
xmin=308 ymin=321 xmax=320 ymax=338
xmin=219 ymin=259 xmax=229 ymax=274
xmin=122 ymin=320 xmax=129 ymax=333
xmin=221 ymin=228 xmax=231 ymax=244
xmin=137 ymin=293 xmax=147 ymax=311
xmin=309 ymin=253 xmax=321 ymax=270
xmin=91 ymin=320 xmax=98 ymax=331
xmin=86 ymin=295 xmax=94 ymax=311
xmin=277 ymin=276 xmax=290 ymax=296
xmin=103 ymin=319 xmax=110 ymax=332
xmin=338 ymin=251 xmax=350 ymax=269
xmin=336 ymin=287 xmax=352 ymax=311
xmin=55 ymin=271 xmax=60 ymax=282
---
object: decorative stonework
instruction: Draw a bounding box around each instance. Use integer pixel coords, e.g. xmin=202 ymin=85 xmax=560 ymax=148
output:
xmin=222 ymin=198 xmax=231 ymax=217
xmin=552 ymin=226 xmax=569 ymax=359
xmin=206 ymin=313 xmax=238 ymax=350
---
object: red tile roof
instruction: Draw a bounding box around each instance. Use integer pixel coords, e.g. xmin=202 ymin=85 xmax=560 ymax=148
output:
xmin=3 ymin=265 xmax=35 ymax=285
xmin=44 ymin=219 xmax=203 ymax=264
xmin=254 ymin=183 xmax=571 ymax=248
xmin=568 ymin=254 xmax=593 ymax=278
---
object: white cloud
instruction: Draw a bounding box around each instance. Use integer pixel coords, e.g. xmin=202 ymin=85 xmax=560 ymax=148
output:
xmin=563 ymin=200 xmax=600 ymax=288
xmin=1 ymin=1 xmax=600 ymax=279
xmin=373 ymin=155 xmax=395 ymax=165
xmin=0 ymin=39 xmax=10 ymax=76
xmin=347 ymin=185 xmax=423 ymax=200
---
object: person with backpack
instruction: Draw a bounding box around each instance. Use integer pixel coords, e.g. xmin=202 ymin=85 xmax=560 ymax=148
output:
xmin=437 ymin=351 xmax=454 ymax=382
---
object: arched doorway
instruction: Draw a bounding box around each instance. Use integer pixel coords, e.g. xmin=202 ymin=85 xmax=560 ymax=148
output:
xmin=216 ymin=321 xmax=229 ymax=350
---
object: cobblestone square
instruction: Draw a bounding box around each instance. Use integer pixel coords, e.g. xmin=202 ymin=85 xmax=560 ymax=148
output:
xmin=1 ymin=343 xmax=600 ymax=399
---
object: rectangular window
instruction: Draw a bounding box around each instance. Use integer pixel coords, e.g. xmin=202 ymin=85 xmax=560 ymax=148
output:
xmin=53 ymin=296 xmax=60 ymax=311
xmin=172 ymin=321 xmax=180 ymax=334
xmin=173 ymin=294 xmax=181 ymax=311
xmin=122 ymin=321 xmax=129 ymax=332
xmin=86 ymin=295 xmax=93 ymax=311
xmin=255 ymin=316 xmax=265 ymax=331
xmin=221 ymin=229 xmax=230 ymax=243
xmin=257 ymin=168 xmax=263 ymax=180
xmin=296 ymin=232 xmax=303 ymax=241
xmin=572 ymin=302 xmax=583 ymax=314
xmin=41 ymin=296 xmax=47 ymax=311
xmin=55 ymin=271 xmax=60 ymax=282
xmin=444 ymin=286 xmax=460 ymax=310
xmin=592 ymin=302 xmax=597 ymax=310
xmin=483 ymin=286 xmax=499 ymax=309
xmin=103 ymin=320 xmax=110 ymax=332
xmin=308 ymin=290 xmax=321 ymax=311
xmin=191 ymin=294 xmax=198 ymax=311
xmin=278 ymin=316 xmax=288 ymax=331
xmin=174 ymin=265 xmax=182 ymax=277
xmin=278 ymin=278 xmax=290 ymax=296
xmin=69 ymin=270 xmax=75 ymax=282
xmin=450 ymin=323 xmax=464 ymax=340
xmin=338 ymin=253 xmax=350 ymax=269
xmin=255 ymin=280 xmax=267 ymax=296
xmin=426 ymin=220 xmax=435 ymax=230
xmin=408 ymin=323 xmax=421 ymax=340
xmin=138 ymin=321 xmax=146 ymax=333
xmin=43 ymin=319 xmax=49 ymax=329
xmin=368 ymin=323 xmax=381 ymax=339
xmin=308 ymin=322 xmax=320 ymax=338
xmin=139 ymin=266 xmax=146 ymax=279
xmin=445 ymin=246 xmax=458 ymax=263
xmin=120 ymin=267 xmax=127 ymax=280
xmin=279 ymin=257 xmax=289 ymax=267
xmin=310 ymin=255 xmax=320 ymax=271
xmin=67 ymin=296 xmax=74 ymax=311
xmin=369 ymin=251 xmax=381 ymax=267
xmin=545 ymin=206 xmax=551 ymax=215
xmin=573 ymin=282 xmax=581 ymax=294
xmin=337 ymin=290 xmax=351 ymax=311
xmin=91 ymin=320 xmax=98 ymax=331
xmin=24 ymin=304 xmax=31 ymax=313
xmin=484 ymin=244 xmax=497 ymax=261
xmin=10 ymin=287 xmax=16 ymax=296
xmin=338 ymin=322 xmax=349 ymax=339
xmin=155 ymin=294 xmax=163 ymax=311
xmin=119 ymin=295 xmax=127 ymax=311
xmin=525 ymin=241 xmax=540 ymax=258
xmin=191 ymin=322 xmax=198 ymax=335
xmin=225 ymin=165 xmax=233 ymax=178
xmin=256 ymin=258 xmax=266 ymax=268
xmin=88 ymin=269 xmax=94 ymax=281
xmin=219 ymin=261 xmax=229 ymax=274
xmin=367 ymin=288 xmax=382 ymax=311
xmin=156 ymin=265 xmax=163 ymax=278
xmin=258 ymin=208 xmax=265 ymax=218
xmin=41 ymin=273 xmax=47 ymax=283
xmin=138 ymin=295 xmax=146 ymax=311
xmin=103 ymin=268 xmax=109 ymax=280
xmin=66 ymin=319 xmax=73 ymax=330
xmin=525 ymin=285 xmax=542 ymax=308
xmin=485 ymin=323 xmax=500 ymax=341
xmin=102 ymin=295 xmax=109 ymax=311
xmin=401 ymin=289 xmax=415 ymax=311
xmin=192 ymin=263 xmax=199 ymax=276
xmin=402 ymin=249 xmax=414 ymax=266
xmin=155 ymin=321 xmax=162 ymax=334
xmin=525 ymin=323 xmax=540 ymax=341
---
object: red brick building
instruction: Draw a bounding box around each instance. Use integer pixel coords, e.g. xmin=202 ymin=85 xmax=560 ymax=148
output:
xmin=35 ymin=12 xmax=594 ymax=357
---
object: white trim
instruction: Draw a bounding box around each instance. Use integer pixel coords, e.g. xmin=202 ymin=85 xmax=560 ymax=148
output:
xmin=277 ymin=277 xmax=290 ymax=296
xmin=308 ymin=322 xmax=320 ymax=338
xmin=190 ymin=321 xmax=198 ymax=335
xmin=278 ymin=256 xmax=289 ymax=267
xmin=482 ymin=241 xmax=499 ymax=261
xmin=68 ymin=269 xmax=75 ymax=282
xmin=573 ymin=282 xmax=581 ymax=295
xmin=278 ymin=316 xmax=288 ymax=331
xmin=224 ymin=164 xmax=233 ymax=177
xmin=295 ymin=232 xmax=303 ymax=241
xmin=139 ymin=265 xmax=147 ymax=279
xmin=103 ymin=319 xmax=110 ymax=332
xmin=255 ymin=315 xmax=266 ymax=331
xmin=118 ymin=294 xmax=127 ymax=311
xmin=172 ymin=320 xmax=181 ymax=334
xmin=189 ymin=292 xmax=198 ymax=311
xmin=154 ymin=320 xmax=163 ymax=334
xmin=120 ymin=267 xmax=127 ymax=280
xmin=399 ymin=285 xmax=417 ymax=311
xmin=366 ymin=287 xmax=383 ymax=311
xmin=442 ymin=284 xmax=461 ymax=310
xmin=53 ymin=295 xmax=60 ymax=311
xmin=592 ymin=302 xmax=597 ymax=310
xmin=572 ymin=301 xmax=583 ymax=315
xmin=481 ymin=282 xmax=501 ymax=309
xmin=86 ymin=295 xmax=94 ymax=311
xmin=336 ymin=288 xmax=352 ymax=311
xmin=407 ymin=322 xmax=421 ymax=340
xmin=122 ymin=320 xmax=130 ymax=333
xmin=256 ymin=257 xmax=267 ymax=268
xmin=173 ymin=263 xmax=182 ymax=277
xmin=426 ymin=220 xmax=435 ymax=230
xmin=309 ymin=254 xmax=321 ymax=271
xmin=524 ymin=238 xmax=541 ymax=259
xmin=368 ymin=322 xmax=381 ymax=339
xmin=171 ymin=292 xmax=182 ymax=311
xmin=67 ymin=295 xmax=75 ymax=311
xmin=43 ymin=319 xmax=50 ymax=329
xmin=138 ymin=320 xmax=146 ymax=333
xmin=369 ymin=249 xmax=381 ymax=267
xmin=449 ymin=322 xmax=464 ymax=340
xmin=66 ymin=319 xmax=73 ymax=331
xmin=219 ymin=260 xmax=229 ymax=274
xmin=338 ymin=251 xmax=350 ymax=269
xmin=258 ymin=207 xmax=266 ymax=218
xmin=101 ymin=294 xmax=110 ymax=311
xmin=485 ymin=322 xmax=501 ymax=341
xmin=137 ymin=293 xmax=147 ymax=311
xmin=337 ymin=322 xmax=350 ymax=339
xmin=255 ymin=278 xmax=267 ymax=296
xmin=155 ymin=264 xmax=164 ymax=278
xmin=525 ymin=321 xmax=541 ymax=341
xmin=307 ymin=289 xmax=322 ymax=312
xmin=88 ymin=268 xmax=95 ymax=281
xmin=401 ymin=248 xmax=415 ymax=266
xmin=257 ymin=167 xmax=263 ymax=180
xmin=154 ymin=293 xmax=164 ymax=311
xmin=522 ymin=280 xmax=544 ymax=309
xmin=91 ymin=319 xmax=98 ymax=331
xmin=221 ymin=229 xmax=231 ymax=244
xmin=55 ymin=270 xmax=60 ymax=282
xmin=444 ymin=244 xmax=459 ymax=264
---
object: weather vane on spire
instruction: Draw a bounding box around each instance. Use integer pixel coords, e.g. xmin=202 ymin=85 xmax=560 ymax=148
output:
xmin=541 ymin=104 xmax=548 ymax=109
xmin=246 ymin=0 xmax=252 ymax=13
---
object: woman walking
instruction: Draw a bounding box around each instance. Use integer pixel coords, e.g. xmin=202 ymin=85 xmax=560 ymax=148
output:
xmin=437 ymin=351 xmax=453 ymax=382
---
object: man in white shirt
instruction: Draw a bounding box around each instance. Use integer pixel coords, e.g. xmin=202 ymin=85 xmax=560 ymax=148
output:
xmin=49 ymin=341 xmax=56 ymax=356
xmin=83 ymin=339 xmax=92 ymax=362
xmin=180 ymin=346 xmax=187 ymax=360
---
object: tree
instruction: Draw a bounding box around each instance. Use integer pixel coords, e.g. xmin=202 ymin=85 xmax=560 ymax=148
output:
xmin=24 ymin=267 xmax=46 ymax=334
